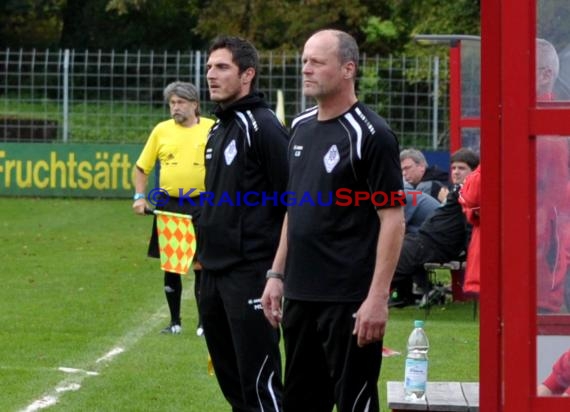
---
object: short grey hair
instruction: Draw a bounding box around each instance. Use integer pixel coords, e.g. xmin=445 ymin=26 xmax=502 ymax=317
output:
xmin=400 ymin=148 xmax=427 ymax=166
xmin=163 ymin=81 xmax=200 ymax=116
xmin=335 ymin=30 xmax=359 ymax=67
xmin=316 ymin=29 xmax=359 ymax=81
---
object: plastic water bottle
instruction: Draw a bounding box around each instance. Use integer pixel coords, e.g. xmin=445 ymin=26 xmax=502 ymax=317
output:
xmin=404 ymin=319 xmax=429 ymax=400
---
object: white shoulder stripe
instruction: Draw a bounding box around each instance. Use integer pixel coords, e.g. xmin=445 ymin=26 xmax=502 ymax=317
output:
xmin=246 ymin=110 xmax=259 ymax=132
xmin=235 ymin=111 xmax=251 ymax=146
xmin=291 ymin=106 xmax=318 ymax=129
xmin=354 ymin=106 xmax=376 ymax=134
xmin=344 ymin=112 xmax=363 ymax=159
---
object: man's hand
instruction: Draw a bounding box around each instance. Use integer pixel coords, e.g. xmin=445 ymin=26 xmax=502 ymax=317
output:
xmin=438 ymin=186 xmax=449 ymax=203
xmin=132 ymin=198 xmax=148 ymax=215
xmin=352 ymin=294 xmax=389 ymax=347
xmin=261 ymin=278 xmax=284 ymax=328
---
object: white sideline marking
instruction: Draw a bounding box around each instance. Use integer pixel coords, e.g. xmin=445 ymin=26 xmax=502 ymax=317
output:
xmin=55 ymin=383 xmax=81 ymax=393
xmin=22 ymin=398 xmax=57 ymax=411
xmin=0 ymin=366 xmax=98 ymax=376
xmin=58 ymin=367 xmax=99 ymax=376
xmin=96 ymin=347 xmax=125 ymax=363
xmin=18 ymin=293 xmax=188 ymax=412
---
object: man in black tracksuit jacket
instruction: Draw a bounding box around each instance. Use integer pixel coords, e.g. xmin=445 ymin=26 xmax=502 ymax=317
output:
xmin=199 ymin=36 xmax=288 ymax=412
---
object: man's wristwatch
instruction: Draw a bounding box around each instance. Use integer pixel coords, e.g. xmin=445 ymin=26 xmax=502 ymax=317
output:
xmin=133 ymin=193 xmax=145 ymax=201
xmin=266 ymin=269 xmax=284 ymax=281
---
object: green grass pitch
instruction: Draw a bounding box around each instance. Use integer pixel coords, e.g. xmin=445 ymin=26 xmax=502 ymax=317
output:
xmin=0 ymin=197 xmax=478 ymax=411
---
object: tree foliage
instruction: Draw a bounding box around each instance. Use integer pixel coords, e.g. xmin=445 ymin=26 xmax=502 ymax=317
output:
xmin=0 ymin=0 xmax=65 ymax=48
xmin=59 ymin=0 xmax=204 ymax=50
xmin=369 ymin=0 xmax=480 ymax=55
xmin=0 ymin=0 xmax=480 ymax=54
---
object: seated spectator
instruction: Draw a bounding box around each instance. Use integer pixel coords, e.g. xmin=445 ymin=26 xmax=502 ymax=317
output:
xmin=537 ymin=349 xmax=570 ymax=396
xmin=390 ymin=148 xmax=479 ymax=307
xmin=400 ymin=148 xmax=449 ymax=201
xmin=439 ymin=148 xmax=481 ymax=201
xmin=404 ymin=182 xmax=440 ymax=234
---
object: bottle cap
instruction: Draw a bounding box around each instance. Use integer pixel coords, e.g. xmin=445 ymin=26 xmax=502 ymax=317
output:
xmin=414 ymin=320 xmax=424 ymax=328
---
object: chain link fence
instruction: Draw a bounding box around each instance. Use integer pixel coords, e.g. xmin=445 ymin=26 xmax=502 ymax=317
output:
xmin=0 ymin=48 xmax=449 ymax=150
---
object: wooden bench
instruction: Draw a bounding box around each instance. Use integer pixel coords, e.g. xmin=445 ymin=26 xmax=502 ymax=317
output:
xmin=387 ymin=381 xmax=479 ymax=411
xmin=423 ymin=261 xmax=478 ymax=319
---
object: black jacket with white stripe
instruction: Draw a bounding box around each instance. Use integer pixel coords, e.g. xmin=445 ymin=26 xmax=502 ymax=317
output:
xmin=199 ymin=92 xmax=289 ymax=270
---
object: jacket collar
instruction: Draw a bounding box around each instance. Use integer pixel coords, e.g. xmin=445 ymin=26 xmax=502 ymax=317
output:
xmin=213 ymin=92 xmax=269 ymax=123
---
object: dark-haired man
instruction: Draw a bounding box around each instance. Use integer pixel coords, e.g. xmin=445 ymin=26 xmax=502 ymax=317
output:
xmin=199 ymin=36 xmax=288 ymax=411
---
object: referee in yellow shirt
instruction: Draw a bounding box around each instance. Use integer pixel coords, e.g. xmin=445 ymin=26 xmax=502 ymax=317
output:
xmin=133 ymin=81 xmax=215 ymax=335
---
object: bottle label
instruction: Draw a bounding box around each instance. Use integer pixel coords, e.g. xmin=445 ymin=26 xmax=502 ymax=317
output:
xmin=404 ymin=358 xmax=428 ymax=391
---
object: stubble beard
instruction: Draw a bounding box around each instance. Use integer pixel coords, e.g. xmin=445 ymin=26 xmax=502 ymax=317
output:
xmin=303 ymin=81 xmax=326 ymax=101
xmin=211 ymin=91 xmax=242 ymax=108
xmin=172 ymin=113 xmax=187 ymax=125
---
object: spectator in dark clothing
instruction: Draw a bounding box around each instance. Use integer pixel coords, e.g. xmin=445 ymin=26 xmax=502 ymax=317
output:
xmin=438 ymin=148 xmax=481 ymax=202
xmin=400 ymin=148 xmax=449 ymax=202
xmin=390 ymin=148 xmax=480 ymax=307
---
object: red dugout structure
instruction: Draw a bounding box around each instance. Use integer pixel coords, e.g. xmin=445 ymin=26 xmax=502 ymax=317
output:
xmin=481 ymin=0 xmax=570 ymax=411
xmin=414 ymin=34 xmax=481 ymax=154
xmin=417 ymin=2 xmax=570 ymax=409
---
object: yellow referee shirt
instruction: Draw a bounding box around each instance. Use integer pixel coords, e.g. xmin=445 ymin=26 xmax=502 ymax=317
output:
xmin=136 ymin=117 xmax=215 ymax=196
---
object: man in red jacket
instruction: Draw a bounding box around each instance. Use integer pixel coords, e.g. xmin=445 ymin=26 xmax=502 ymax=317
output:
xmin=459 ymin=165 xmax=480 ymax=294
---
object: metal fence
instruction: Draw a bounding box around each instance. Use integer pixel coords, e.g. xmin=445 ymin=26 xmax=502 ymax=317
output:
xmin=0 ymin=48 xmax=450 ymax=150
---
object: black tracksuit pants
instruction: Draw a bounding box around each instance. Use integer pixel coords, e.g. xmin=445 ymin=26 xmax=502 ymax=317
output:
xmin=281 ymin=299 xmax=382 ymax=412
xmin=200 ymin=260 xmax=283 ymax=412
